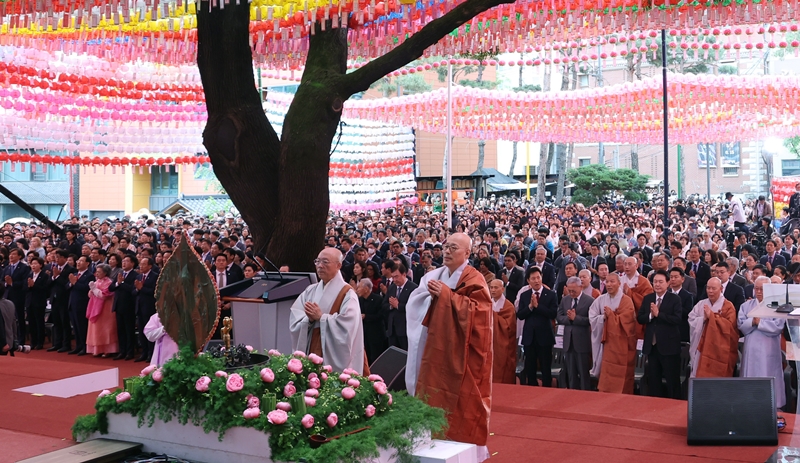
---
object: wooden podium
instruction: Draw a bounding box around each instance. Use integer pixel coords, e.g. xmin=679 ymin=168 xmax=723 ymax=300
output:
xmin=220 ymin=272 xmax=317 ymax=353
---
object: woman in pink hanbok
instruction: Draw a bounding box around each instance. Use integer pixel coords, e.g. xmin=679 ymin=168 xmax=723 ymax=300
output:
xmin=86 ymin=264 xmax=118 ymax=356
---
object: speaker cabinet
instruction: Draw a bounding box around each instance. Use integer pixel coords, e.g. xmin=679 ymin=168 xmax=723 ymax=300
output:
xmin=369 ymin=346 xmax=407 ymax=391
xmin=687 ymin=377 xmax=777 ymax=445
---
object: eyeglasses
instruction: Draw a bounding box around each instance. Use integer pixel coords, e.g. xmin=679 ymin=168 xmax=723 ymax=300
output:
xmin=442 ymin=244 xmax=460 ymax=252
xmin=313 ymin=259 xmax=334 ymax=266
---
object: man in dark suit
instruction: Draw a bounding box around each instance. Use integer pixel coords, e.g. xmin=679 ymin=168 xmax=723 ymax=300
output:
xmin=381 ymin=258 xmax=417 ymax=351
xmin=24 ymin=257 xmax=50 ymax=350
xmin=4 ymin=248 xmax=30 ymax=344
xmin=686 ymin=245 xmax=712 ymax=295
xmin=667 ymin=267 xmax=695 ymax=343
xmin=591 ymin=263 xmax=610 ymax=294
xmin=529 ymin=246 xmax=557 ymax=290
xmin=134 ymin=257 xmax=159 ymax=362
xmin=47 ymin=249 xmax=75 ymax=352
xmin=556 ymin=276 xmax=594 ymax=390
xmin=356 ymin=279 xmax=387 ymax=365
xmin=760 ymin=240 xmax=787 ymax=275
xmin=477 ymin=214 xmax=495 ymax=235
xmin=110 ymin=255 xmax=139 ymax=360
xmin=629 ymin=234 xmax=654 ymax=265
xmin=500 ymin=252 xmax=525 ymax=303
xmin=637 ymin=270 xmax=683 ymax=399
xmin=517 ymin=266 xmax=558 ymax=387
xmin=586 ymin=242 xmax=607 ymax=281
xmin=715 ymin=262 xmax=746 ymax=315
xmin=67 ymin=255 xmax=95 ymax=356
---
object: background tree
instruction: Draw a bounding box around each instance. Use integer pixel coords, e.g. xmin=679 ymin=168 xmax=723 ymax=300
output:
xmin=567 ymin=164 xmax=649 ymax=205
xmin=785 ymin=136 xmax=800 ymax=157
xmin=370 ymin=73 xmax=432 ymax=97
xmin=197 ymin=0 xmax=515 ymax=271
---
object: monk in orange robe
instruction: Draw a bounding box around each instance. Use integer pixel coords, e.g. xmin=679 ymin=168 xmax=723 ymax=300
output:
xmin=489 ymin=279 xmax=517 ymax=384
xmin=621 ymin=256 xmax=653 ymax=339
xmin=589 ymin=272 xmax=638 ymax=394
xmin=406 ymin=233 xmax=493 ymax=449
xmin=688 ymin=277 xmax=739 ymax=377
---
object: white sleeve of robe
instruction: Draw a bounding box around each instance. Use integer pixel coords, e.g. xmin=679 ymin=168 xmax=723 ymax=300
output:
xmin=737 ymin=299 xmax=786 ymax=408
xmin=687 ymin=300 xmax=708 ymax=378
xmin=589 ymin=296 xmax=605 ymax=378
xmin=405 ymin=268 xmax=445 ymax=396
xmin=289 ymin=286 xmax=315 ymax=354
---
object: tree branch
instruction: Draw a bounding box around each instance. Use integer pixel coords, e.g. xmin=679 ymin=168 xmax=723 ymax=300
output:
xmin=341 ymin=0 xmax=514 ymax=96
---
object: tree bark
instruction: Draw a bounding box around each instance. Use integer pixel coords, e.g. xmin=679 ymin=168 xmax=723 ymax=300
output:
xmin=197 ymin=0 xmax=515 ymax=271
xmin=554 ymin=63 xmax=572 ymax=203
xmin=509 ymin=142 xmax=518 ymax=177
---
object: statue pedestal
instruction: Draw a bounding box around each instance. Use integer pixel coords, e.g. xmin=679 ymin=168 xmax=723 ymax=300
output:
xmin=85 ymin=413 xmax=479 ymax=463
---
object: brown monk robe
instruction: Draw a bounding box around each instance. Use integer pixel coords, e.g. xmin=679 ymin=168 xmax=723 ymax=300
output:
xmin=621 ymin=257 xmax=653 ymax=339
xmin=406 ymin=232 xmax=494 ymax=447
xmin=589 ymin=274 xmax=638 ymax=395
xmin=688 ymin=278 xmax=738 ymax=378
xmin=490 ymin=280 xmax=517 ymax=384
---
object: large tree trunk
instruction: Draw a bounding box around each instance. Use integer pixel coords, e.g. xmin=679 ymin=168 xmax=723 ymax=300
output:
xmin=197 ymin=0 xmax=515 ymax=271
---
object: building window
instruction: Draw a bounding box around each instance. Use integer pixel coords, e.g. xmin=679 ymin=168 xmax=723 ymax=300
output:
xmin=579 ymin=74 xmax=590 ymax=88
xmin=1 ymin=162 xmax=31 ymax=182
xmin=151 ymin=166 xmax=179 ymax=196
xmin=578 ymin=158 xmax=591 ymax=167
xmin=722 ymin=167 xmax=738 ymax=177
xmin=783 ymin=160 xmax=800 ymax=176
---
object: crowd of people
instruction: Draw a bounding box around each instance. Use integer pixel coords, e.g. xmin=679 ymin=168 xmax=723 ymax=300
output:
xmin=1 ymin=188 xmax=799 ymax=413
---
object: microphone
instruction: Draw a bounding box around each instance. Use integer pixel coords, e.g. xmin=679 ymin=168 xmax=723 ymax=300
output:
xmin=249 ymin=251 xmax=284 ymax=282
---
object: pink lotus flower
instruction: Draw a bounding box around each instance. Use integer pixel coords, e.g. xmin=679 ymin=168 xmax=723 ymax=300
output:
xmin=215 ymin=370 xmax=228 ymax=378
xmin=321 ymin=372 xmax=328 ymax=381
xmin=301 ymin=414 xmax=315 ymax=428
xmin=277 ymin=402 xmax=292 ymax=411
xmin=267 ymin=409 xmax=288 ymax=425
xmin=152 ymin=369 xmax=163 ymax=383
xmin=338 ymin=373 xmax=351 ymax=382
xmin=283 ymin=381 xmax=296 ymax=397
xmin=98 ymin=389 xmax=111 ymax=398
xmin=292 ymin=350 xmax=307 ymax=358
xmin=308 ymin=372 xmax=318 ymax=380
xmin=323 ymin=365 xmax=333 ymax=373
xmin=365 ymin=404 xmax=376 ymax=418
xmin=308 ymin=353 xmax=323 ymax=364
xmin=287 ymin=358 xmax=304 ymax=374
xmin=140 ymin=365 xmax=156 ymax=377
xmin=373 ymin=381 xmax=388 ymax=395
xmin=116 ymin=392 xmax=131 ymax=403
xmin=305 ymin=388 xmax=319 ymax=397
xmin=226 ymin=373 xmax=244 ymax=392
xmin=343 ymin=368 xmax=358 ymax=375
xmin=341 ymin=387 xmax=356 ymax=400
xmin=243 ymin=408 xmax=261 ymax=420
xmin=309 ymin=377 xmax=321 ymax=389
xmin=305 ymin=396 xmax=317 ymax=407
xmin=195 ymin=376 xmax=211 ymax=392
xmin=246 ymin=394 xmax=260 ymax=409
xmin=347 ymin=379 xmax=361 ymax=388
xmin=260 ymin=368 xmax=275 ymax=383
xmin=387 ymin=393 xmax=393 ymax=406
xmin=326 ymin=412 xmax=338 ymax=428
xmin=245 ymin=345 xmax=254 ymax=352
xmin=268 ymin=349 xmax=282 ymax=356
xmin=368 ymin=374 xmax=384 ymax=382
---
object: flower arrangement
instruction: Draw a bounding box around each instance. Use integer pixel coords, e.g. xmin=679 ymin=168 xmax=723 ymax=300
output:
xmin=73 ymin=345 xmax=446 ymax=463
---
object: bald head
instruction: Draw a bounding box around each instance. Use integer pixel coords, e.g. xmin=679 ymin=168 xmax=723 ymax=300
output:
xmin=315 ymin=247 xmax=343 ymax=284
xmin=489 ymin=279 xmax=504 ymax=300
xmin=443 ymin=232 xmax=471 ymax=272
xmin=705 ymin=277 xmax=722 ymax=304
xmin=623 ymin=257 xmax=639 ymax=276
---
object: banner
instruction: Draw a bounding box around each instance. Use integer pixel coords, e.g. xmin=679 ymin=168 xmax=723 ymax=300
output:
xmin=698 ymin=143 xmax=717 ymax=168
xmin=721 ymin=142 xmax=740 ymax=168
xmin=770 ymin=176 xmax=800 ymax=215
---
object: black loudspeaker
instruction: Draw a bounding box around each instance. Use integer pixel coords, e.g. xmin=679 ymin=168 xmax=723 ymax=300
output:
xmin=687 ymin=377 xmax=777 ymax=445
xmin=369 ymin=346 xmax=407 ymax=392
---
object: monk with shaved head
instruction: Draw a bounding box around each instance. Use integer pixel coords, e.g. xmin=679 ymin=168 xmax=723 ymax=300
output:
xmin=406 ymin=232 xmax=494 ymax=455
xmin=289 ymin=246 xmax=366 ymax=374
xmin=687 ymin=277 xmax=738 ymax=378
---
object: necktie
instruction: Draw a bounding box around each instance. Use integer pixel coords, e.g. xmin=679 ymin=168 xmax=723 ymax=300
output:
xmin=600 ymin=282 xmax=605 ymax=293
xmin=769 ymin=255 xmax=774 ymax=264
xmin=653 ymin=297 xmax=662 ymax=344
xmin=572 ymin=299 xmax=577 ymax=310
xmin=693 ymin=262 xmax=698 ymax=274
xmin=123 ymin=271 xmax=128 ymax=279
xmin=217 ymin=271 xmax=225 ymax=288
xmin=592 ymin=257 xmax=596 ymax=268
xmin=534 ymin=291 xmax=539 ymax=303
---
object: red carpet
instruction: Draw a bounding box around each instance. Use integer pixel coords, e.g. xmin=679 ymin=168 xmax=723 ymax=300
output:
xmin=2 ymin=354 xmax=795 ymax=462
xmin=487 ymin=384 xmax=794 ymax=463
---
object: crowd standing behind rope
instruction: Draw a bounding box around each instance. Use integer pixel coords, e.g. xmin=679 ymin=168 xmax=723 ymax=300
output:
xmin=1 ymin=192 xmax=799 ymax=410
